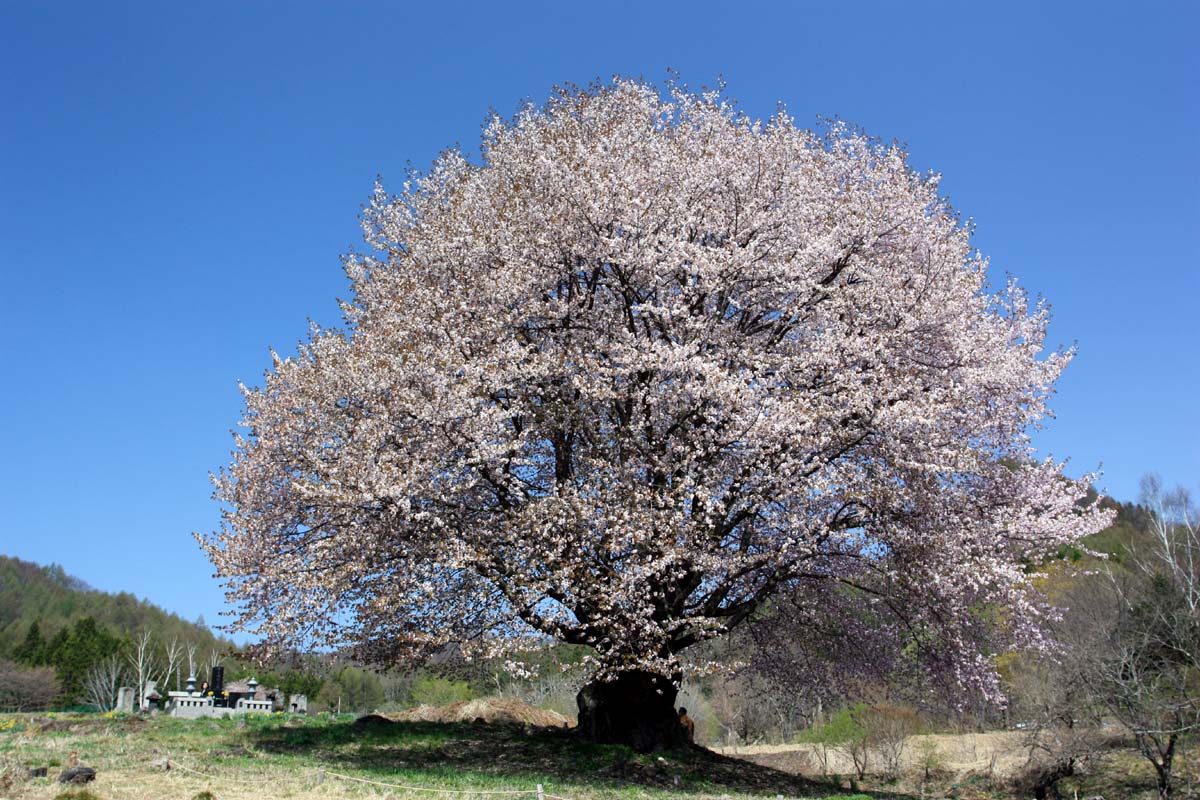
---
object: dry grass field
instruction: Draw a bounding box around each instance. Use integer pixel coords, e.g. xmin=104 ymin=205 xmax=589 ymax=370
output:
xmin=720 ymin=731 xmax=1199 ymax=799
xmin=0 ymin=712 xmax=876 ymax=800
xmin=2 ymin=711 xmax=1194 ymax=800
xmin=718 ymin=732 xmax=1031 ymax=780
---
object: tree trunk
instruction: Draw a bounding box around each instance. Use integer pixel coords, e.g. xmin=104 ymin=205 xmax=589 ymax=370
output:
xmin=1155 ymin=732 xmax=1176 ymax=800
xmin=576 ymin=670 xmax=685 ymax=752
xmin=1141 ymin=731 xmax=1176 ymax=800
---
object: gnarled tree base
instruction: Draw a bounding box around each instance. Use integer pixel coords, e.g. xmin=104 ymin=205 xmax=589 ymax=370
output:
xmin=576 ymin=670 xmax=685 ymax=753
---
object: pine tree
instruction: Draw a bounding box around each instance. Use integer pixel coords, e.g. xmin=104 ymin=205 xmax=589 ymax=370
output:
xmin=12 ymin=621 xmax=46 ymax=665
xmin=45 ymin=618 xmax=124 ymax=705
xmin=43 ymin=627 xmax=69 ymax=666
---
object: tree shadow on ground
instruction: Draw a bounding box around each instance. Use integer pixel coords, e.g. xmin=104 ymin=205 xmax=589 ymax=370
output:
xmin=249 ymin=717 xmax=909 ymax=798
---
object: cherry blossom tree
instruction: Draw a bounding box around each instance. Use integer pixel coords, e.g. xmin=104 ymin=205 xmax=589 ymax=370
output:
xmin=200 ymin=79 xmax=1110 ymax=750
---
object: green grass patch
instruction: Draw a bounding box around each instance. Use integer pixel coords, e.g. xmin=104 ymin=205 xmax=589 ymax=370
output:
xmin=0 ymin=712 xmax=905 ymax=799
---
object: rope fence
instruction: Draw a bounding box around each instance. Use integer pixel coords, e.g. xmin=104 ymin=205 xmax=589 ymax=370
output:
xmin=167 ymin=758 xmax=281 ymax=786
xmin=322 ymin=768 xmax=572 ymax=800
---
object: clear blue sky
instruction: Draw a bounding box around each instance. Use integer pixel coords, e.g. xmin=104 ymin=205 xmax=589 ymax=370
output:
xmin=2 ymin=1 xmax=1196 ymax=637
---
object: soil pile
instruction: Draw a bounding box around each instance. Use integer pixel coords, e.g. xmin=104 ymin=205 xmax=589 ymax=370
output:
xmin=388 ymin=697 xmax=575 ymax=728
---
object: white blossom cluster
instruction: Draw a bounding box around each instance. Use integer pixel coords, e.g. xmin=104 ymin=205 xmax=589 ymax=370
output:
xmin=199 ymin=80 xmax=1111 ymax=697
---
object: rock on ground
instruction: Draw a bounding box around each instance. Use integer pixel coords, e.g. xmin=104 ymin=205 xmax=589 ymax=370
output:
xmin=58 ymin=766 xmax=97 ymax=784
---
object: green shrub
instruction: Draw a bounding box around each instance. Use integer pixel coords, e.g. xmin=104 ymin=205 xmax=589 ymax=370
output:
xmin=312 ymin=666 xmax=384 ymax=713
xmin=795 ymin=705 xmax=866 ymax=776
xmin=796 ymin=705 xmax=865 ymax=744
xmin=915 ymin=736 xmax=947 ymax=783
xmin=54 ymin=791 xmax=102 ymax=800
xmin=410 ymin=675 xmax=474 ymax=706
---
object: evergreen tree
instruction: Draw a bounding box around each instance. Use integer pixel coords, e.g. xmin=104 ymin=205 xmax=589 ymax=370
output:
xmin=43 ymin=627 xmax=70 ymax=666
xmin=45 ymin=617 xmax=124 ymax=705
xmin=280 ymin=669 xmax=323 ymax=699
xmin=12 ymin=621 xmax=45 ymax=665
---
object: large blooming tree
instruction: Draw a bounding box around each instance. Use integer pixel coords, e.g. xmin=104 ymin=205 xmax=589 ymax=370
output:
xmin=201 ymin=80 xmax=1109 ymax=750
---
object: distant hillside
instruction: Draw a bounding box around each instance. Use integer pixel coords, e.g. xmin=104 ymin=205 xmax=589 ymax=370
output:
xmin=0 ymin=555 xmax=233 ymax=658
xmin=1061 ymin=493 xmax=1157 ymax=567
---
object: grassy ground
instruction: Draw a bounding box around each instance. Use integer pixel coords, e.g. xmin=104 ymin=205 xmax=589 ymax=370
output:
xmin=727 ymin=734 xmax=1199 ymax=800
xmin=5 ymin=713 xmax=1190 ymax=800
xmin=0 ymin=713 xmax=882 ymax=800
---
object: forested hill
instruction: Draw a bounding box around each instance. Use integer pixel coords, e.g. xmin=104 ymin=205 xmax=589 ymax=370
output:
xmin=0 ymin=555 xmax=231 ymax=658
xmin=1063 ymin=494 xmax=1157 ymax=565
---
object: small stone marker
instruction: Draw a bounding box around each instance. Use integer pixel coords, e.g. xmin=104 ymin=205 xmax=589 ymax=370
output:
xmin=142 ymin=679 xmax=160 ymax=711
xmin=116 ymin=686 xmax=135 ymax=712
xmin=151 ymin=757 xmax=171 ymax=771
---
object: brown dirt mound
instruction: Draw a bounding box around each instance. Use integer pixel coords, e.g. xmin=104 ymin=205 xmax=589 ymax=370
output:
xmin=386 ymin=696 xmax=575 ymax=728
xmin=351 ymin=713 xmax=393 ymax=728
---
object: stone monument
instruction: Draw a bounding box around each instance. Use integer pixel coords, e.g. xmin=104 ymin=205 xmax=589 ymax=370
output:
xmin=116 ymin=686 xmax=135 ymax=713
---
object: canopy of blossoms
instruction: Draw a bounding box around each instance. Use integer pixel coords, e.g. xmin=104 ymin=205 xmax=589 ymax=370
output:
xmin=201 ymin=79 xmax=1110 ymax=702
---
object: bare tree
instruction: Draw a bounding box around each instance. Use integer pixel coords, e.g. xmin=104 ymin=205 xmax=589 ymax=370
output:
xmin=126 ymin=629 xmax=157 ymax=711
xmin=1137 ymin=475 xmax=1198 ymax=612
xmin=726 ymin=671 xmax=811 ymax=744
xmin=186 ymin=642 xmax=198 ymax=682
xmin=157 ymin=636 xmax=183 ymax=694
xmin=1009 ymin=657 xmax=1111 ymax=798
xmin=858 ymin=704 xmax=920 ymax=781
xmin=1003 ymin=565 xmax=1120 ymax=800
xmin=706 ymin=675 xmax=747 ymax=747
xmin=1095 ymin=574 xmax=1198 ymax=800
xmin=839 ymin=728 xmax=871 ymax=782
xmin=496 ymin=670 xmax=581 ymax=717
xmin=82 ymin=654 xmax=126 ymax=712
xmin=1086 ymin=476 xmax=1200 ymax=800
xmin=0 ymin=660 xmax=59 ymax=711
